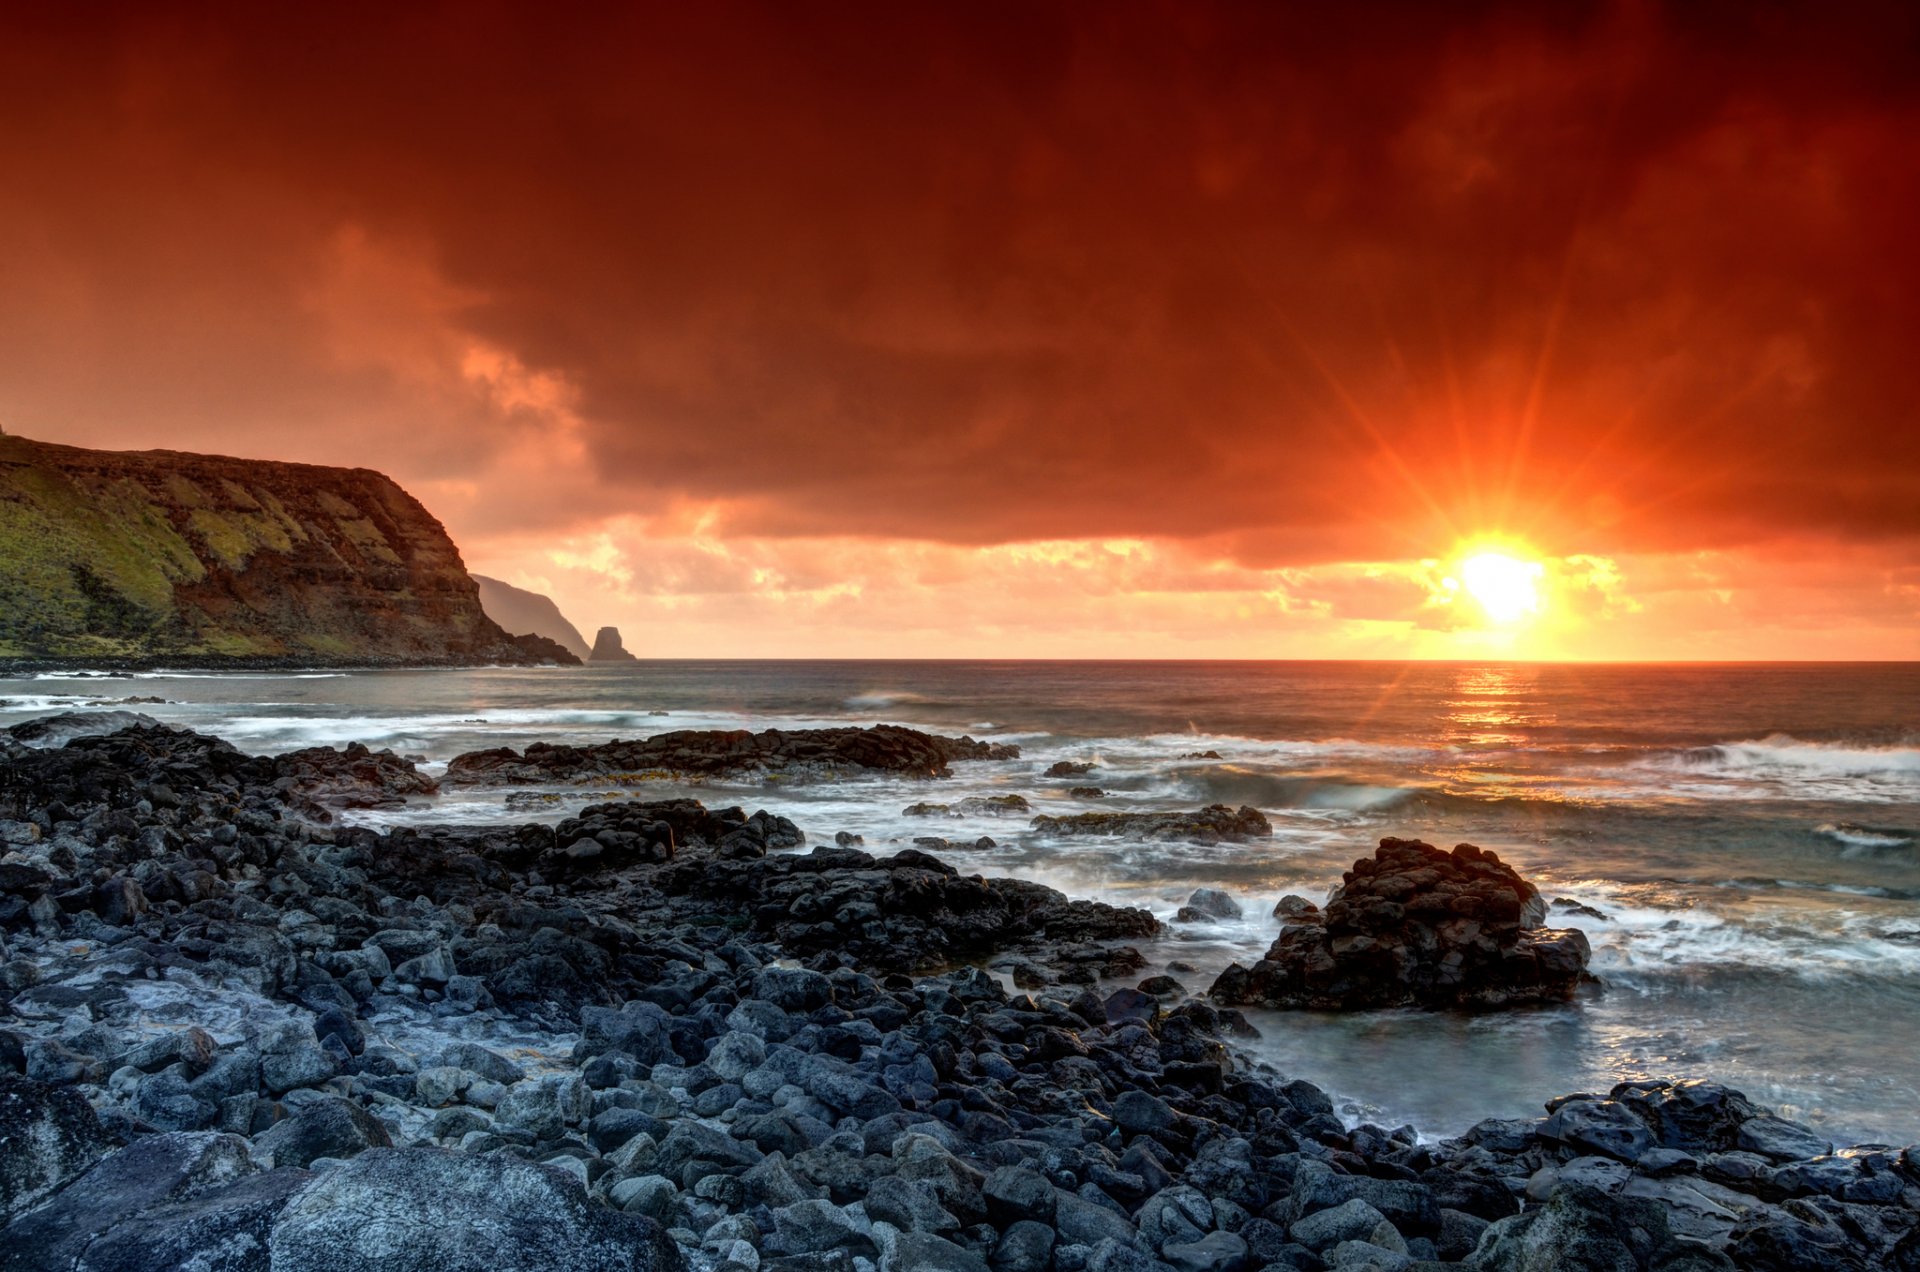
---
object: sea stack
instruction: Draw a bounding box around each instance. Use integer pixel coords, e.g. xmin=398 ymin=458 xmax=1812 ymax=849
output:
xmin=589 ymin=625 xmax=638 ymax=662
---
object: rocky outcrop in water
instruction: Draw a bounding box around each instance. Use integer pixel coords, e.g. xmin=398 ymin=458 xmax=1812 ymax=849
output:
xmin=589 ymin=627 xmax=638 ymax=662
xmin=1028 ymin=804 xmax=1273 ymax=843
xmin=445 ymin=724 xmax=1021 ymax=786
xmin=0 ymin=433 xmax=576 ymax=666
xmin=0 ymin=720 xmax=1912 ymax=1272
xmin=1210 ymin=837 xmax=1594 ymax=1010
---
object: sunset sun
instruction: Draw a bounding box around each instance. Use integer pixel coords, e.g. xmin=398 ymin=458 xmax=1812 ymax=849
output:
xmin=1456 ymin=550 xmax=1545 ymax=624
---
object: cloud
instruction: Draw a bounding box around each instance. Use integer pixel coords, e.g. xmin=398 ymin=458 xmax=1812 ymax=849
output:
xmin=1 ymin=0 xmax=1918 ymax=657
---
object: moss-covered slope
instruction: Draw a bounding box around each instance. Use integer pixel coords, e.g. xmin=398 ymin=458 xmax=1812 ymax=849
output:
xmin=0 ymin=433 xmax=574 ymax=664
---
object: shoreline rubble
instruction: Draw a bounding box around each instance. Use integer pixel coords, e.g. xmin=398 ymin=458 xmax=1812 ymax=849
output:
xmin=0 ymin=718 xmax=1913 ymax=1271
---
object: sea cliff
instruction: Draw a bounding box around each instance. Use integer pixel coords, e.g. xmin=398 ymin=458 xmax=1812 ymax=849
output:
xmin=0 ymin=434 xmax=573 ymax=666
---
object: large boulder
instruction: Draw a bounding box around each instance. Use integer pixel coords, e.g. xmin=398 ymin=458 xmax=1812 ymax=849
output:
xmin=2 ymin=1132 xmax=259 ymax=1272
xmin=0 ymin=1075 xmax=116 ymax=1222
xmin=268 ymin=1148 xmax=680 ymax=1272
xmin=1210 ymin=838 xmax=1591 ymax=1010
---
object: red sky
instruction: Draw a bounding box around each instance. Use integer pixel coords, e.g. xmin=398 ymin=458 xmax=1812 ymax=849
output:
xmin=4 ymin=1 xmax=1918 ymax=657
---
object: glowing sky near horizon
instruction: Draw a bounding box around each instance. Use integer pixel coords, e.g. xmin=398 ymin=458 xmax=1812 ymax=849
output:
xmin=3 ymin=2 xmax=1918 ymax=658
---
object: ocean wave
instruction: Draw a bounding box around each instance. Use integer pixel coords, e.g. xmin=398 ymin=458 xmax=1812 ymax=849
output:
xmin=1815 ymin=822 xmax=1916 ymax=851
xmin=1629 ymin=734 xmax=1920 ymax=802
xmin=843 ymin=690 xmax=935 ymax=708
xmin=1665 ymin=735 xmax=1920 ymax=778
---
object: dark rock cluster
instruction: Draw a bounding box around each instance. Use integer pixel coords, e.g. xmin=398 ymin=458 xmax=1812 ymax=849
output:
xmin=445 ymin=724 xmax=1021 ymax=786
xmin=1211 ymin=838 xmax=1594 ymax=1011
xmin=1029 ymin=805 xmax=1273 ymax=844
xmin=0 ymin=722 xmax=1913 ymax=1272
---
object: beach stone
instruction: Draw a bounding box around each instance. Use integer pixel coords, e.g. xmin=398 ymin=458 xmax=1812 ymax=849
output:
xmin=755 ymin=967 xmax=835 ymax=1012
xmin=1292 ymin=1197 xmax=1391 ymax=1251
xmin=706 ymin=1031 xmax=767 ymax=1082
xmin=0 ymin=1074 xmax=115 ymax=1221
xmin=414 ymin=1066 xmax=472 ymax=1108
xmin=495 ymin=1073 xmax=590 ymax=1140
xmin=258 ymin=1023 xmax=336 ymax=1095
xmin=984 ymin=1166 xmax=1056 ymax=1226
xmin=772 ymin=1198 xmax=871 ymax=1254
xmin=993 ymin=1220 xmax=1057 ymax=1272
xmin=1054 ymin=1190 xmax=1138 ymax=1247
xmin=438 ymin=1042 xmax=525 ymax=1085
xmin=1113 ymin=1090 xmax=1180 ymax=1136
xmin=865 ymin=1175 xmax=961 ymax=1233
xmin=268 ymin=1147 xmax=677 ymax=1271
xmin=1161 ymin=1230 xmax=1250 ymax=1272
xmin=576 ymin=1001 xmax=675 ymax=1065
xmin=1473 ymin=1183 xmax=1677 ymax=1272
xmin=1323 ymin=1238 xmax=1408 ymax=1270
xmin=253 ymin=1097 xmax=392 ymax=1169
xmin=126 ymin=1028 xmax=218 ymax=1075
xmin=878 ymin=1229 xmax=989 ymax=1272
xmin=609 ymin=1175 xmax=679 ymax=1221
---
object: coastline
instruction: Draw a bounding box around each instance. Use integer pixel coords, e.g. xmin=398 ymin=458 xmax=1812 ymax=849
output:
xmin=2 ymin=716 xmax=1913 ymax=1270
xmin=0 ymin=654 xmax=581 ymax=675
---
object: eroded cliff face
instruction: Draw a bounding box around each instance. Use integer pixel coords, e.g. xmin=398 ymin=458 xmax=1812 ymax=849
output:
xmin=0 ymin=434 xmax=575 ymax=664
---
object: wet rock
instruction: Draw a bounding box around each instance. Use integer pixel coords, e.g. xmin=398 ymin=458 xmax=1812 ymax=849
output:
xmin=1540 ymin=1098 xmax=1657 ymax=1163
xmin=1736 ymin=1115 xmax=1834 ymax=1162
xmin=1030 ymin=805 xmax=1271 ymax=844
xmin=1210 ymin=838 xmax=1591 ymax=1011
xmin=446 ymin=724 xmax=1017 ymax=786
xmin=1175 ymin=889 xmax=1242 ymax=923
xmin=268 ymin=1148 xmax=680 ymax=1271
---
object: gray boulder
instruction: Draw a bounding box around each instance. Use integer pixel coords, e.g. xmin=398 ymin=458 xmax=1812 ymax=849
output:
xmin=267 ymin=1148 xmax=679 ymax=1271
xmin=69 ymin=1169 xmax=312 ymax=1272
xmin=1472 ymin=1182 xmax=1677 ymax=1271
xmin=257 ymin=1023 xmax=336 ymax=1095
xmin=1 ymin=1075 xmax=116 ymax=1223
xmin=2 ymin=1132 xmax=257 ymax=1272
xmin=252 ymin=1098 xmax=392 ymax=1169
xmin=495 ymin=1073 xmax=590 ymax=1141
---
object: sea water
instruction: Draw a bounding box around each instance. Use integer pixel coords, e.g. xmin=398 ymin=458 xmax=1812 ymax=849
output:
xmin=6 ymin=660 xmax=1917 ymax=1145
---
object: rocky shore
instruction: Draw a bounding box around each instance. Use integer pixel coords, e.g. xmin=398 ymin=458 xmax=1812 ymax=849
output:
xmin=1 ymin=719 xmax=1916 ymax=1271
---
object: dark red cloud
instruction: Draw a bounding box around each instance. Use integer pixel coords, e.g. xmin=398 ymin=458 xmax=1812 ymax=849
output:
xmin=3 ymin=0 xmax=1918 ymax=562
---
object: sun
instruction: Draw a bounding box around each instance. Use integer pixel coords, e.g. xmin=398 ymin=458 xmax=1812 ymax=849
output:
xmin=1455 ymin=550 xmax=1545 ymax=624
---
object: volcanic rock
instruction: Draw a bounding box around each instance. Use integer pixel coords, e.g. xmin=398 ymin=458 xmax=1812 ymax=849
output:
xmin=445 ymin=723 xmax=1020 ymax=786
xmin=1030 ymin=804 xmax=1272 ymax=843
xmin=1208 ymin=837 xmax=1592 ymax=1009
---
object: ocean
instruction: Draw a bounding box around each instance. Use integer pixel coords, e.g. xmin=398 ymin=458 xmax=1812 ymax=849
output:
xmin=6 ymin=659 xmax=1917 ymax=1146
